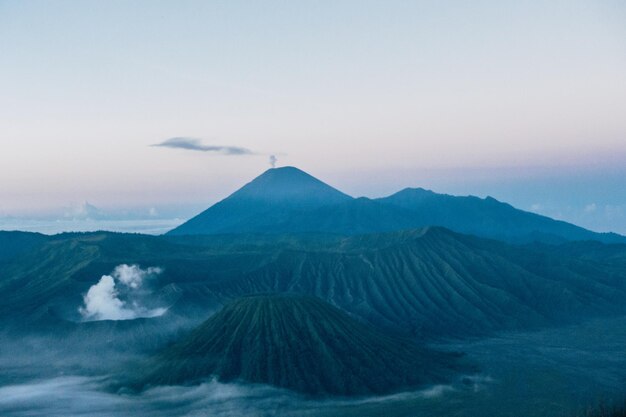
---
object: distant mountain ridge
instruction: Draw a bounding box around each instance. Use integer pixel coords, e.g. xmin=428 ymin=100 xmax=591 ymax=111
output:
xmin=376 ymin=187 xmax=624 ymax=243
xmin=168 ymin=167 xmax=625 ymax=244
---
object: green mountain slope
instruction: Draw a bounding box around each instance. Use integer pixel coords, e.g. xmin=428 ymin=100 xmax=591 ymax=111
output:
xmin=0 ymin=231 xmax=49 ymax=264
xmin=1 ymin=229 xmax=625 ymax=341
xmin=132 ymin=294 xmax=465 ymax=396
xmin=209 ymin=228 xmax=626 ymax=337
xmin=0 ymin=232 xmax=219 ymax=325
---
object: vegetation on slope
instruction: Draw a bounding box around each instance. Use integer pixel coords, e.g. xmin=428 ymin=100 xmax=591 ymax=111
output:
xmin=1 ymin=228 xmax=625 ymax=341
xmin=131 ymin=294 xmax=466 ymax=396
xmin=211 ymin=227 xmax=626 ymax=337
xmin=576 ymin=402 xmax=626 ymax=417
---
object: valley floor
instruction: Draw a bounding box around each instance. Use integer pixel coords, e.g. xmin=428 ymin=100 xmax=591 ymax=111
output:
xmin=1 ymin=316 xmax=625 ymax=417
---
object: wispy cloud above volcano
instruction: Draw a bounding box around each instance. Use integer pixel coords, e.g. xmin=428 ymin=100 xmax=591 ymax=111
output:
xmin=152 ymin=137 xmax=254 ymax=155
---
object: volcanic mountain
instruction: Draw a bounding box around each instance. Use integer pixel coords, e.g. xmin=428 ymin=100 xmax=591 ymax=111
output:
xmin=168 ymin=166 xmax=352 ymax=235
xmin=167 ymin=166 xmax=625 ymax=244
xmin=131 ymin=294 xmax=464 ymax=396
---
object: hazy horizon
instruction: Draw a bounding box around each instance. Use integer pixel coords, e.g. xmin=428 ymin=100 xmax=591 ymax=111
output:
xmin=2 ymin=163 xmax=626 ymax=235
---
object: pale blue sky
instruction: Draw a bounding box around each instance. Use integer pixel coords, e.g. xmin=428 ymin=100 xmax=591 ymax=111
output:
xmin=1 ymin=1 xmax=625 ymax=233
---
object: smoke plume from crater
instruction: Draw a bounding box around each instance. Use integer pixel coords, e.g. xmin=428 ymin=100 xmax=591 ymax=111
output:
xmin=79 ymin=264 xmax=167 ymax=321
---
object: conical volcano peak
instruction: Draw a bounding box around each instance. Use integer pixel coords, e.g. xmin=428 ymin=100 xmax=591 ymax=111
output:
xmin=166 ymin=166 xmax=353 ymax=235
xmin=131 ymin=294 xmax=461 ymax=396
xmin=242 ymin=166 xmax=326 ymax=189
xmin=259 ymin=165 xmax=311 ymax=177
xmin=228 ymin=166 xmax=352 ymax=207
